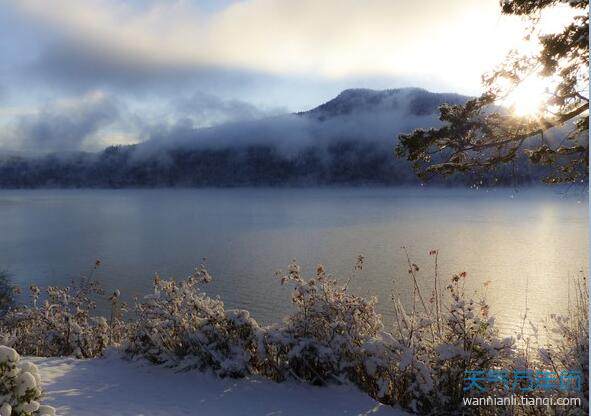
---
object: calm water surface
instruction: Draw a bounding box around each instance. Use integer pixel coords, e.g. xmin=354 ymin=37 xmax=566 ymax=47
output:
xmin=0 ymin=187 xmax=587 ymax=338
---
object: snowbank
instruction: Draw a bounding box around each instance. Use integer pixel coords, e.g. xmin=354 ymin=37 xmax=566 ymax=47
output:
xmin=31 ymin=352 xmax=408 ymax=416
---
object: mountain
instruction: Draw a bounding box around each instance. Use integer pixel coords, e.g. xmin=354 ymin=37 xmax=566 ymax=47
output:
xmin=301 ymin=88 xmax=468 ymax=121
xmin=0 ymin=88 xmax=542 ymax=188
xmin=137 ymin=87 xmax=470 ymax=152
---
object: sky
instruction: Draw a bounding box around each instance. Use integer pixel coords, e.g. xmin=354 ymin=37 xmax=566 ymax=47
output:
xmin=0 ymin=0 xmax=528 ymax=153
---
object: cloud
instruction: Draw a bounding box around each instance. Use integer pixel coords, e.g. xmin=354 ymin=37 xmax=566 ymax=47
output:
xmin=1 ymin=91 xmax=122 ymax=152
xmin=8 ymin=0 xmax=523 ymax=94
xmin=140 ymin=114 xmax=314 ymax=155
xmin=27 ymin=42 xmax=263 ymax=93
xmin=0 ymin=88 xmax=291 ymax=153
xmin=136 ymin=88 xmax=449 ymax=158
xmin=0 ymin=0 xmax=527 ymax=156
xmin=173 ymin=91 xmax=285 ymax=127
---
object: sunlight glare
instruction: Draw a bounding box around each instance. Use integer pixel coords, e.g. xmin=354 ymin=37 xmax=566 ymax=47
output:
xmin=504 ymin=76 xmax=549 ymax=118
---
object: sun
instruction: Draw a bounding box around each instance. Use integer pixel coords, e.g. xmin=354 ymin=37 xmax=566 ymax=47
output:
xmin=504 ymin=76 xmax=550 ymax=118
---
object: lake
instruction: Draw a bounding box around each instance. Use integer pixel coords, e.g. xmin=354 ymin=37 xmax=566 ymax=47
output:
xmin=0 ymin=187 xmax=587 ymax=339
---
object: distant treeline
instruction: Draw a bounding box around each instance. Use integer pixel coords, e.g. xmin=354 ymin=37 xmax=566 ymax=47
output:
xmin=0 ymin=140 xmax=546 ymax=188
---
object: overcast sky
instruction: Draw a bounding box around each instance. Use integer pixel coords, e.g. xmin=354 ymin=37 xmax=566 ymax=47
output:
xmin=0 ymin=0 xmax=527 ymax=152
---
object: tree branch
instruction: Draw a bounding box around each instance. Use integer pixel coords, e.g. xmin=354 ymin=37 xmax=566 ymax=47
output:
xmin=458 ymin=102 xmax=589 ymax=153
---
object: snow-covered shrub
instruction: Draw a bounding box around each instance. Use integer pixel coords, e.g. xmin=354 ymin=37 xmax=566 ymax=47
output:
xmin=387 ymin=251 xmax=515 ymax=414
xmin=125 ymin=256 xmax=517 ymax=414
xmin=0 ymin=345 xmax=55 ymax=416
xmin=0 ymin=278 xmax=125 ymax=358
xmin=126 ymin=258 xmax=393 ymax=393
xmin=117 ymin=258 xmax=591 ymax=416
xmin=126 ymin=264 xmax=264 ymax=377
xmin=261 ymin=258 xmax=392 ymax=392
xmin=535 ymin=273 xmax=589 ymax=415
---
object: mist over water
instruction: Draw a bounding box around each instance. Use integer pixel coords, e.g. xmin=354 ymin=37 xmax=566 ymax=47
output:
xmin=0 ymin=187 xmax=587 ymax=339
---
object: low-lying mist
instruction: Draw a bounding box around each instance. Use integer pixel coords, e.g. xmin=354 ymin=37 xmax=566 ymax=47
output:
xmin=0 ymin=88 xmax=549 ymax=187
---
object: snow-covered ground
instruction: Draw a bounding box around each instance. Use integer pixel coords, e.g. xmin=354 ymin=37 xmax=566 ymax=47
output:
xmin=32 ymin=352 xmax=408 ymax=416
